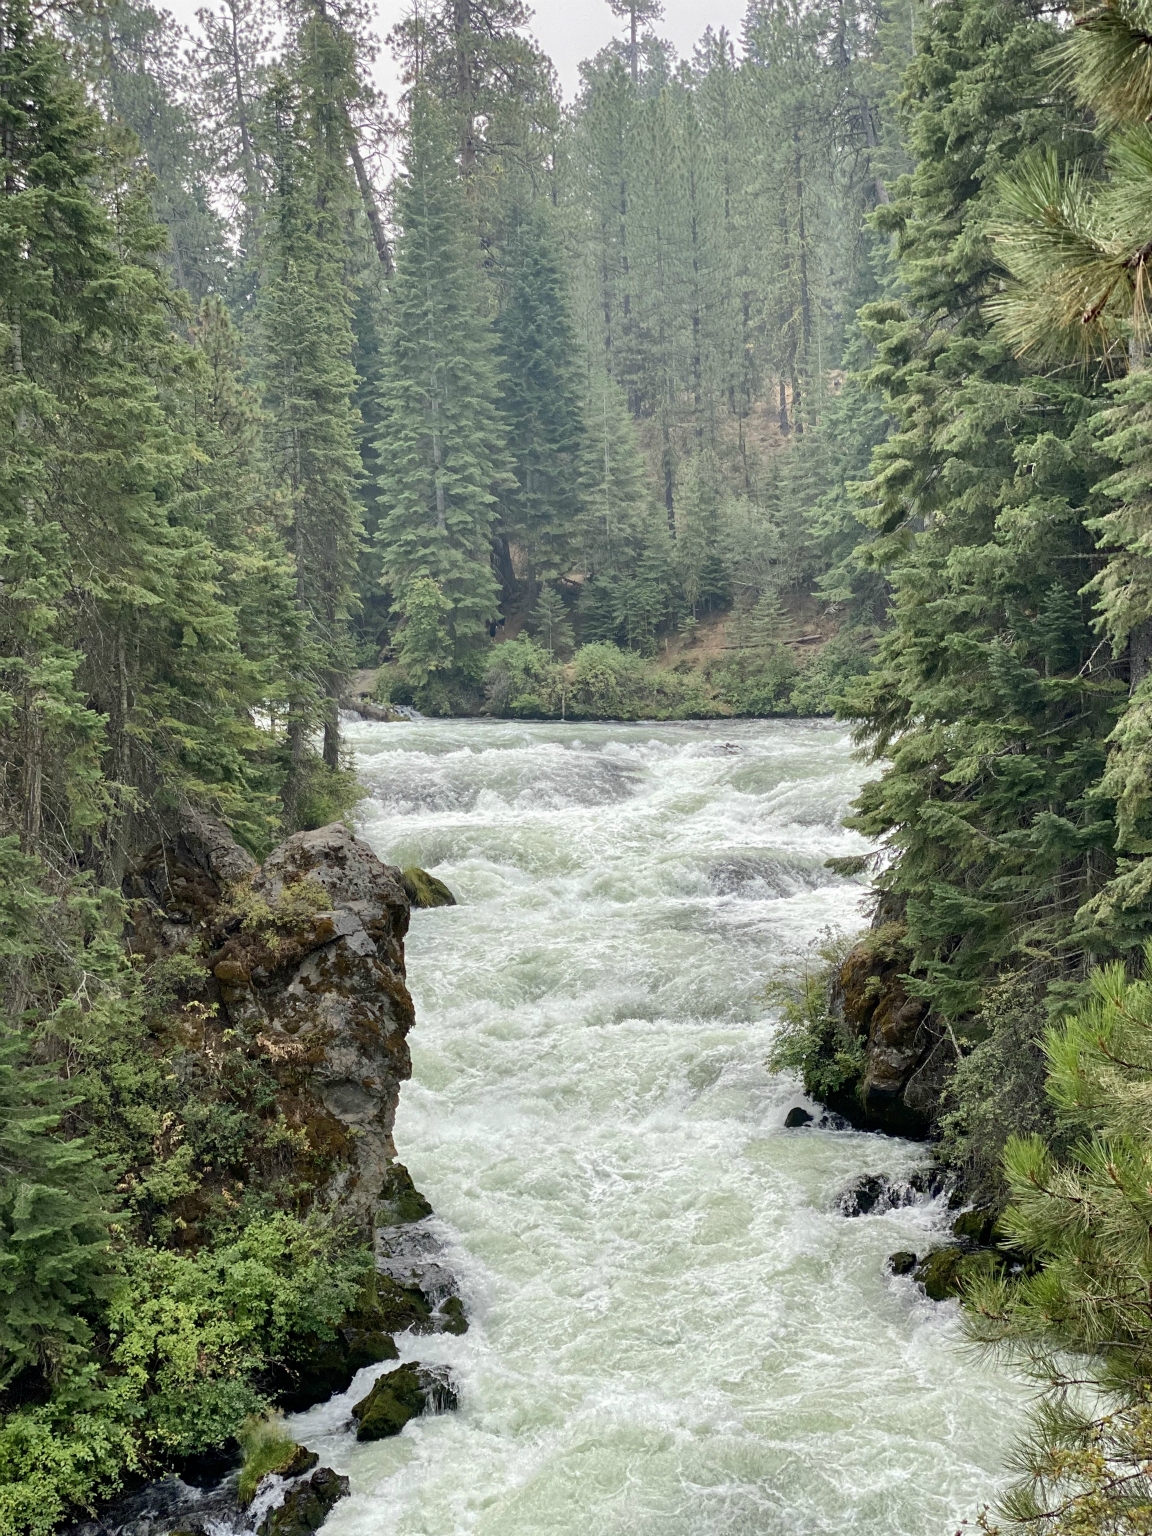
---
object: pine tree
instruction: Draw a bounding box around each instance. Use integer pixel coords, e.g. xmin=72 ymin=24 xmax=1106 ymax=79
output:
xmin=494 ymin=203 xmax=587 ymax=595
xmin=842 ymin=0 xmax=1115 ymax=1024
xmin=376 ymin=90 xmax=512 ymax=676
xmin=529 ymin=585 xmax=574 ymax=658
xmin=257 ymin=47 xmax=363 ymax=815
xmin=965 ymin=948 xmax=1152 ymax=1534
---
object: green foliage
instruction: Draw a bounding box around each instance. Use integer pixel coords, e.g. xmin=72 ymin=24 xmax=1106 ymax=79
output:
xmin=964 ymin=948 xmax=1152 ymax=1534
xmin=494 ymin=205 xmax=586 ymax=587
xmin=936 ymin=974 xmax=1062 ymax=1207
xmin=236 ymin=1415 xmax=299 ymax=1506
xmin=527 ymin=586 xmax=574 ymax=659
xmin=766 ymin=933 xmax=864 ymax=1101
xmin=843 ymin=0 xmax=1118 ymax=1024
xmin=376 ymin=90 xmax=512 ymax=669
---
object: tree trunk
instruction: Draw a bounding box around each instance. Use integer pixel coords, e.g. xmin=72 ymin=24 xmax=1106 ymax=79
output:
xmin=1130 ymin=619 xmax=1152 ymax=693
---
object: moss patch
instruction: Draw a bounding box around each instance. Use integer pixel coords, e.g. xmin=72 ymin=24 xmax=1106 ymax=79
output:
xmin=376 ymin=1162 xmax=433 ymax=1225
xmin=351 ymin=1363 xmax=429 ymax=1441
xmin=400 ymin=868 xmax=457 ymax=909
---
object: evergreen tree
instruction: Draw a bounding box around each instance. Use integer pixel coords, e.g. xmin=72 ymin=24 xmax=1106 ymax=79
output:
xmin=966 ymin=948 xmax=1152 ymax=1534
xmin=528 ymin=585 xmax=574 ymax=658
xmin=843 ymin=0 xmax=1115 ymax=1024
xmin=494 ymin=203 xmax=587 ymax=596
xmin=376 ymin=91 xmax=512 ymax=676
xmin=257 ymin=47 xmax=363 ymax=814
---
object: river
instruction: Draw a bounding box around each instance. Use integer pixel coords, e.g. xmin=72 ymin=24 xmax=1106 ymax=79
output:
xmin=291 ymin=717 xmax=1024 ymax=1536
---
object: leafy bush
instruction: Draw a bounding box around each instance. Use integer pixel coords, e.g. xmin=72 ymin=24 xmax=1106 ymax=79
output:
xmin=766 ymin=932 xmax=864 ymax=1100
xmin=706 ymin=644 xmax=798 ymax=716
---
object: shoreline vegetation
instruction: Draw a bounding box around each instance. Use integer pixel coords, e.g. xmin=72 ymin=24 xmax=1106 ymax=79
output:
xmin=358 ymin=609 xmax=877 ymax=723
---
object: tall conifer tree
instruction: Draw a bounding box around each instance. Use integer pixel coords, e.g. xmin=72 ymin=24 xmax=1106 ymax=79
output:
xmin=375 ymin=90 xmax=511 ymax=675
xmin=494 ymin=203 xmax=587 ymax=595
xmin=257 ymin=41 xmax=362 ymax=815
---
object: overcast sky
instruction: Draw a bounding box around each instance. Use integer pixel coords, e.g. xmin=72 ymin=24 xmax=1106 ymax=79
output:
xmin=164 ymin=0 xmax=750 ymax=107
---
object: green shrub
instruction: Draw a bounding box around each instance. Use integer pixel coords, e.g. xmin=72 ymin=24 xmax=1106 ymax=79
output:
xmin=788 ymin=629 xmax=875 ymax=716
xmin=706 ymin=644 xmax=798 ymax=716
xmin=766 ymin=932 xmax=863 ymax=1100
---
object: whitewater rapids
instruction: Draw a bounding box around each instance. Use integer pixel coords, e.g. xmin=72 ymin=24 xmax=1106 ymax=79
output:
xmin=290 ymin=718 xmax=1024 ymax=1536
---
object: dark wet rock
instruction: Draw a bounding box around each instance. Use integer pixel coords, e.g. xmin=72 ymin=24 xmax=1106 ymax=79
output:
xmin=266 ymin=1275 xmax=400 ymax=1411
xmin=375 ymin=1218 xmax=468 ymax=1335
xmin=836 ymin=1168 xmax=942 ymax=1217
xmin=257 ymin=1468 xmax=350 ymax=1536
xmin=376 ymin=1161 xmax=434 ymax=1225
xmin=815 ymin=902 xmax=954 ymax=1139
xmin=817 ymin=1109 xmax=852 ymax=1131
xmin=887 ymin=1250 xmax=918 ymax=1276
xmin=351 ymin=1362 xmax=458 ymax=1442
xmin=913 ymin=1247 xmax=969 ymax=1301
xmin=784 ymin=1106 xmax=814 ymax=1128
xmin=63 ymin=1475 xmax=243 ymax=1536
xmin=439 ymin=1295 xmax=468 ymax=1336
xmin=400 ymin=867 xmax=457 ymax=909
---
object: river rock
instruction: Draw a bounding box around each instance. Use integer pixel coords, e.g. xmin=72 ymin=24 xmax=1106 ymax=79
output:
xmin=836 ymin=1168 xmax=941 ymax=1217
xmin=257 ymin=1468 xmax=350 ymax=1536
xmin=813 ymin=901 xmax=958 ymax=1138
xmin=400 ymin=866 xmax=457 ymax=909
xmin=351 ymin=1362 xmax=459 ymax=1441
xmin=784 ymin=1106 xmax=814 ymax=1128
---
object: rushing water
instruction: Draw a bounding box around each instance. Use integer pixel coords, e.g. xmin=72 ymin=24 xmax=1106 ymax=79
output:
xmin=290 ymin=718 xmax=1024 ymax=1536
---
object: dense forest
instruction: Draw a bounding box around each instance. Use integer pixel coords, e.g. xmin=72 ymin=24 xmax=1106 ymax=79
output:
xmin=6 ymin=0 xmax=1152 ymax=1529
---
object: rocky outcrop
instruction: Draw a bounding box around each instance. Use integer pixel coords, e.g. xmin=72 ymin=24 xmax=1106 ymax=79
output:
xmin=257 ymin=1468 xmax=349 ymax=1536
xmin=820 ymin=908 xmax=955 ymax=1138
xmin=127 ymin=819 xmax=424 ymax=1239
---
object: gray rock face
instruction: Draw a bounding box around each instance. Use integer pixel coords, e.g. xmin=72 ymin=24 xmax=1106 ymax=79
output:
xmin=209 ymin=823 xmax=416 ymax=1227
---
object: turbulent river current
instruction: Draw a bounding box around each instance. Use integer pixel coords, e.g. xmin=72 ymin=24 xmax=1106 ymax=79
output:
xmin=292 ymin=717 xmax=1025 ymax=1536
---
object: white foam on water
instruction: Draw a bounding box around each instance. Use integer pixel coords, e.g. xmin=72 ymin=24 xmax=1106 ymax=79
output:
xmin=293 ymin=718 xmax=1025 ymax=1536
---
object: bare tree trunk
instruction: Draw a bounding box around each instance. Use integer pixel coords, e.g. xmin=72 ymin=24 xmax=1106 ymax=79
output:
xmin=453 ymin=0 xmax=476 ymax=173
xmin=1130 ymin=620 xmax=1152 ymax=693
xmin=345 ymin=123 xmax=392 ymax=272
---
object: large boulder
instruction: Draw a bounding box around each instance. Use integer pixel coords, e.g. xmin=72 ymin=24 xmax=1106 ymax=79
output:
xmin=204 ymin=823 xmax=416 ymax=1227
xmin=351 ymin=1362 xmax=458 ymax=1442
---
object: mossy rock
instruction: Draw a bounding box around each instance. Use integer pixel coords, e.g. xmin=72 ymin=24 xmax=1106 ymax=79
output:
xmin=400 ymin=867 xmax=457 ymax=909
xmin=373 ymin=1272 xmax=435 ymax=1333
xmin=913 ymin=1245 xmax=1004 ymax=1301
xmin=913 ymin=1247 xmax=967 ymax=1300
xmin=266 ymin=1277 xmax=400 ymax=1411
xmin=257 ymin=1467 xmax=349 ymax=1536
xmin=351 ymin=1362 xmax=458 ymax=1442
xmin=952 ymin=1209 xmax=997 ymax=1245
xmin=887 ymin=1250 xmax=918 ymax=1277
xmin=238 ymin=1432 xmax=318 ymax=1506
xmin=438 ymin=1295 xmax=468 ymax=1336
xmin=376 ymin=1162 xmax=433 ymax=1225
